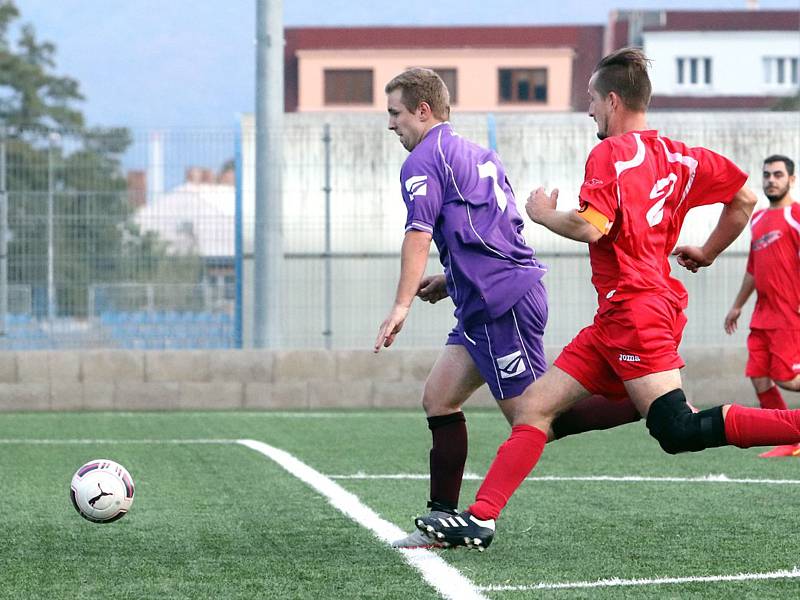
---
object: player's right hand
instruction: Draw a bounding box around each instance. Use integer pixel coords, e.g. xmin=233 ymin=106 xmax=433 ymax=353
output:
xmin=724 ymin=307 xmax=741 ymax=335
xmin=374 ymin=304 xmax=409 ymax=352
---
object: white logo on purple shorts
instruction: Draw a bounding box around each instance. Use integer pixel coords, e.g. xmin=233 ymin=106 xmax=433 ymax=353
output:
xmin=497 ymin=351 xmax=526 ymax=379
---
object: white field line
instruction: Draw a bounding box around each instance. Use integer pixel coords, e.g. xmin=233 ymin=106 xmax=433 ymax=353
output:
xmin=479 ymin=567 xmax=800 ymax=592
xmin=330 ymin=472 xmax=800 ymax=485
xmin=237 ymin=439 xmax=488 ymax=600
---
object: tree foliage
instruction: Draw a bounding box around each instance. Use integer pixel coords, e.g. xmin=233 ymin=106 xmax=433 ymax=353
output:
xmin=0 ymin=1 xmax=193 ymax=317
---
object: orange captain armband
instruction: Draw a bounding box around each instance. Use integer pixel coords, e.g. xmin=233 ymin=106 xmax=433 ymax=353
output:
xmin=576 ymin=204 xmax=612 ymax=235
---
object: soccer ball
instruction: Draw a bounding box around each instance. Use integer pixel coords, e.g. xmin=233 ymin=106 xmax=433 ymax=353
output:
xmin=70 ymin=459 xmax=135 ymax=523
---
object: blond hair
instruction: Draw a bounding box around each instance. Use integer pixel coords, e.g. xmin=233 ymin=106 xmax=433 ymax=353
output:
xmin=384 ymin=68 xmax=450 ymax=120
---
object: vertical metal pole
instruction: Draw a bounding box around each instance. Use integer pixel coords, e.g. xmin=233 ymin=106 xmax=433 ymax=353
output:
xmin=234 ymin=124 xmax=243 ymax=348
xmin=47 ymin=133 xmax=59 ymax=323
xmin=0 ymin=129 xmax=7 ymax=336
xmin=322 ymin=124 xmax=332 ymax=349
xmin=487 ymin=113 xmax=497 ymax=152
xmin=254 ymin=0 xmax=284 ymax=348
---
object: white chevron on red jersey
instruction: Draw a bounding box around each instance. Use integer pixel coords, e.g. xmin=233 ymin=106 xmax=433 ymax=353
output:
xmin=746 ymin=203 xmax=800 ymax=330
xmin=578 ymin=129 xmax=747 ymax=311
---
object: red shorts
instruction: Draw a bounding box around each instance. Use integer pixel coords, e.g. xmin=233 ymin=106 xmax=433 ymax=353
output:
xmin=746 ymin=328 xmax=800 ymax=382
xmin=554 ymin=294 xmax=687 ymax=401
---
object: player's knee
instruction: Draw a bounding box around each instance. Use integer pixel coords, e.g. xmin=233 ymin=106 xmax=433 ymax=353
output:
xmin=645 ymin=389 xmax=726 ymax=454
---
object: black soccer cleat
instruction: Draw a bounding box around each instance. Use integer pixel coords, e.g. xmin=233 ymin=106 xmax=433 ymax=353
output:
xmin=415 ymin=510 xmax=495 ymax=551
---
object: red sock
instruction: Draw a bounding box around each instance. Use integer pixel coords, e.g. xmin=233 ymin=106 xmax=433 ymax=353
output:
xmin=469 ymin=425 xmax=546 ymax=520
xmin=724 ymin=404 xmax=800 ymax=448
xmin=756 ymin=386 xmax=787 ymax=410
xmin=427 ymin=412 xmax=467 ymax=510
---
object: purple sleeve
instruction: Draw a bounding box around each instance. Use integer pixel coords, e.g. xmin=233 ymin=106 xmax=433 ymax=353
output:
xmin=400 ymin=152 xmax=444 ymax=234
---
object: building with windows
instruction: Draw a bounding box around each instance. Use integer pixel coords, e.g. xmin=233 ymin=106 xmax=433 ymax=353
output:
xmin=283 ymin=26 xmax=604 ymax=113
xmin=608 ymin=10 xmax=800 ymax=109
xmin=283 ymin=9 xmax=799 ymax=113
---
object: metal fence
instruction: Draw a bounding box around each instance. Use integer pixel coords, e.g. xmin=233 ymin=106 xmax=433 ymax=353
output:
xmin=0 ymin=111 xmax=797 ymax=350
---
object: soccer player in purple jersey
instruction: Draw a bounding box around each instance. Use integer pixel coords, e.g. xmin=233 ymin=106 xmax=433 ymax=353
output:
xmin=375 ymin=68 xmax=640 ymax=548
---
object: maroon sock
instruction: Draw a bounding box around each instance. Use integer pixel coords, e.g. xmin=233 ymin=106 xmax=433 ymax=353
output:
xmin=427 ymin=412 xmax=467 ymax=511
xmin=724 ymin=404 xmax=800 ymax=448
xmin=469 ymin=425 xmax=546 ymax=520
xmin=551 ymin=394 xmax=641 ymax=439
xmin=757 ymin=386 xmax=787 ymax=410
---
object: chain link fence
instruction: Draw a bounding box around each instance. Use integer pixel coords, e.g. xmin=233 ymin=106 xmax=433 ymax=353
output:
xmin=0 ymin=111 xmax=796 ymax=350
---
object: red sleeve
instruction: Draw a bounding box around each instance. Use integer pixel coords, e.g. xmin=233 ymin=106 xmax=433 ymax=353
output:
xmin=578 ymin=142 xmax=618 ymax=222
xmin=685 ymin=148 xmax=748 ymax=209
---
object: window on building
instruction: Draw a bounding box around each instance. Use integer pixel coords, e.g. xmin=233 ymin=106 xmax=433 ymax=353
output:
xmin=676 ymin=57 xmax=712 ymax=87
xmin=763 ymin=57 xmax=800 ymax=86
xmin=498 ymin=69 xmax=548 ymax=103
xmin=324 ymin=69 xmax=373 ymax=105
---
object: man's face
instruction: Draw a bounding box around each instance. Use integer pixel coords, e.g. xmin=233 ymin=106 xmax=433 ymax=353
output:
xmin=387 ymin=89 xmax=426 ymax=152
xmin=762 ymin=161 xmax=794 ymax=203
xmin=588 ymin=75 xmax=612 ymax=141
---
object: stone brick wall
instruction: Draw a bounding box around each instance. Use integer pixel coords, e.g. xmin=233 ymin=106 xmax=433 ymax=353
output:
xmin=0 ymin=347 xmax=764 ymax=411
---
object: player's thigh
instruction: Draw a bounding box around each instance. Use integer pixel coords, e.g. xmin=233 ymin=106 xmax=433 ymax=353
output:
xmin=423 ymin=343 xmax=485 ymax=415
xmin=745 ymin=329 xmax=771 ymax=380
xmin=459 ymin=286 xmax=548 ymax=402
xmin=623 ymin=369 xmax=683 ymax=416
xmin=497 ymin=366 xmax=592 ymax=429
xmin=766 ymin=329 xmax=800 ymax=389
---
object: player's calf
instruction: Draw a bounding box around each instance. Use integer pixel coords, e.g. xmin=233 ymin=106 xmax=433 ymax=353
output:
xmin=645 ymin=388 xmax=726 ymax=454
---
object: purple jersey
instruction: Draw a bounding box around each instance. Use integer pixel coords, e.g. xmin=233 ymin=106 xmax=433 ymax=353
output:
xmin=400 ymin=122 xmax=547 ymax=325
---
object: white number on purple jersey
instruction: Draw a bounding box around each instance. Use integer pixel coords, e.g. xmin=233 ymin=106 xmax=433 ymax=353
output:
xmin=477 ymin=161 xmax=509 ymax=212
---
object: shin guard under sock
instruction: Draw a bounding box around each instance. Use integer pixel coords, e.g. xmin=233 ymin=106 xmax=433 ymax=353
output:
xmin=724 ymin=404 xmax=800 ymax=448
xmin=427 ymin=412 xmax=467 ymax=511
xmin=469 ymin=425 xmax=546 ymax=520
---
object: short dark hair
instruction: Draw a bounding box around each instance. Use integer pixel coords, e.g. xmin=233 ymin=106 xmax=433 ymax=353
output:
xmin=384 ymin=68 xmax=450 ymax=120
xmin=764 ymin=154 xmax=795 ymax=176
xmin=592 ymin=47 xmax=652 ymax=112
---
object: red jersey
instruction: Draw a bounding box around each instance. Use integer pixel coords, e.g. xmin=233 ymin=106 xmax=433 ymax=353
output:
xmin=746 ymin=203 xmax=800 ymax=330
xmin=578 ymin=130 xmax=747 ymax=312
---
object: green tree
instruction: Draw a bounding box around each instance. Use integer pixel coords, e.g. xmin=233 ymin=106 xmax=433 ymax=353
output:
xmin=0 ymin=1 xmax=193 ymax=317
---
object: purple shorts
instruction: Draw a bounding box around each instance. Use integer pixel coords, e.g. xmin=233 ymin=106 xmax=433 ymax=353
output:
xmin=447 ymin=280 xmax=548 ymax=400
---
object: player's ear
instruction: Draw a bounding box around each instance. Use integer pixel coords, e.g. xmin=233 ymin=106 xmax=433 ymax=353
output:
xmin=417 ymin=101 xmax=432 ymax=120
xmin=607 ymin=91 xmax=621 ymax=111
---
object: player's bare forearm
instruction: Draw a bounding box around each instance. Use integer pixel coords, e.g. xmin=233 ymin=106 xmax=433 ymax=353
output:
xmin=675 ymin=186 xmax=757 ymax=271
xmin=731 ymin=271 xmax=756 ymax=310
xmin=533 ymin=208 xmax=602 ymax=243
xmin=393 ymin=230 xmax=433 ymax=309
xmin=374 ymin=231 xmax=432 ymax=352
xmin=701 ymin=186 xmax=757 ymax=263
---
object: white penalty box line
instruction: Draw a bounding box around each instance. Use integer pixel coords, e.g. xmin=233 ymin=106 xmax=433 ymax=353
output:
xmin=7 ymin=437 xmax=800 ymax=596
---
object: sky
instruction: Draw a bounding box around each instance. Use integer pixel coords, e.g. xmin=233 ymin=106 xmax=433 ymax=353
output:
xmin=16 ymin=0 xmax=800 ymax=129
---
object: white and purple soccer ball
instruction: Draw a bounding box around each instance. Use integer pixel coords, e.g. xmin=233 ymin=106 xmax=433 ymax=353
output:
xmin=70 ymin=459 xmax=135 ymax=523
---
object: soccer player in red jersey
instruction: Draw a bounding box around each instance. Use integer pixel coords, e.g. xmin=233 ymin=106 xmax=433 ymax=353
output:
xmin=725 ymin=155 xmax=800 ymax=458
xmin=416 ymin=48 xmax=800 ymax=551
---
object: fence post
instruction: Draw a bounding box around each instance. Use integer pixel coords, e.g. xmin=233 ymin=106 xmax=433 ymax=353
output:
xmin=0 ymin=128 xmax=7 ymax=336
xmin=322 ymin=123 xmax=332 ymax=349
xmin=47 ymin=132 xmax=60 ymax=324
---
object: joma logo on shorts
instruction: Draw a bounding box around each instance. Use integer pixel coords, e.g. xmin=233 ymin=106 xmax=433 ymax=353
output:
xmin=618 ymin=353 xmax=641 ymax=362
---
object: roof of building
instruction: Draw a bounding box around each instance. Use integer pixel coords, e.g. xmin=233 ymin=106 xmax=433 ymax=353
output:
xmin=644 ymin=10 xmax=800 ymax=32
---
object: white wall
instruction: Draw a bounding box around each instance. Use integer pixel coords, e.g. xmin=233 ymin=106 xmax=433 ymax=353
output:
xmin=645 ymin=30 xmax=800 ymax=97
xmin=239 ymin=111 xmax=799 ymax=349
